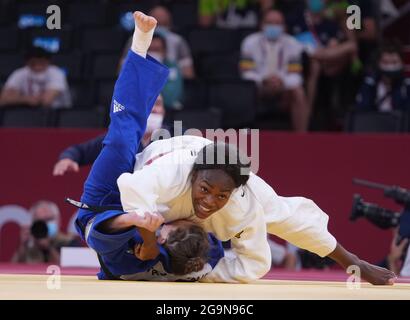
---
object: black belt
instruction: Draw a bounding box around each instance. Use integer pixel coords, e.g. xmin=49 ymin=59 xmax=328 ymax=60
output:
xmin=65 ymin=197 xmax=122 ymax=213
xmin=66 ymin=197 xmax=122 ymax=280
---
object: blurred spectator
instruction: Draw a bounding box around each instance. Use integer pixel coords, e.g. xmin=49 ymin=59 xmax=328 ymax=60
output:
xmin=378 ymin=228 xmax=409 ymax=276
xmin=149 ymin=34 xmax=184 ymax=110
xmin=12 ymin=200 xmax=79 ymax=264
xmin=199 ymin=0 xmax=274 ymax=29
xmin=53 ymin=95 xmax=170 ymax=176
xmin=324 ymin=0 xmax=378 ymax=72
xmin=288 ymin=0 xmax=357 ymax=127
xmin=0 ymin=46 xmax=72 ymax=109
xmin=120 ymin=6 xmax=195 ymax=79
xmin=268 ymin=239 xmax=298 ymax=270
xmin=355 ymin=42 xmax=410 ymax=112
xmin=240 ymin=9 xmax=309 ymax=132
xmin=223 ymin=237 xmax=298 ymax=270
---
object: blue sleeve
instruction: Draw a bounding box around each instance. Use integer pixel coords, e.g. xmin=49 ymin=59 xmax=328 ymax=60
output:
xmin=86 ymin=210 xmax=138 ymax=256
xmin=59 ymin=135 xmax=105 ymax=166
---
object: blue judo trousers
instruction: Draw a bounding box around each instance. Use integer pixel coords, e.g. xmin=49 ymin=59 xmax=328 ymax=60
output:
xmin=72 ymin=50 xmax=224 ymax=280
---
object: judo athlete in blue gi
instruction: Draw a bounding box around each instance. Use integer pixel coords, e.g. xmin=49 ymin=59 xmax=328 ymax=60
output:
xmin=70 ymin=12 xmax=224 ymax=281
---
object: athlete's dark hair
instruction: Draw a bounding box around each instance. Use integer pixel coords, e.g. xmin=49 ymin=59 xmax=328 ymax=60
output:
xmin=192 ymin=142 xmax=251 ymax=188
xmin=25 ymin=46 xmax=51 ymax=61
xmin=163 ymin=224 xmax=209 ymax=275
xmin=377 ymin=40 xmax=403 ymax=61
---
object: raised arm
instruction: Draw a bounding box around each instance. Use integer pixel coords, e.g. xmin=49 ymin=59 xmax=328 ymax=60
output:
xmin=252 ymin=174 xmax=396 ymax=285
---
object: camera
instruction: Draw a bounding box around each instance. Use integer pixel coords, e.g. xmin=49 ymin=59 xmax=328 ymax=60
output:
xmin=30 ymin=220 xmax=49 ymax=239
xmin=350 ymin=194 xmax=401 ymax=229
xmin=350 ymin=179 xmax=410 ymax=244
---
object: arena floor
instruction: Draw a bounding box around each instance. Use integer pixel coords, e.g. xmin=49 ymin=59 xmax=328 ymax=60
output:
xmin=1 ymin=264 xmax=409 ymax=300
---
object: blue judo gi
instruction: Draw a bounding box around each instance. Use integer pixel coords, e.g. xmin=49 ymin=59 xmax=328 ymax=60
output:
xmin=72 ymin=50 xmax=224 ymax=281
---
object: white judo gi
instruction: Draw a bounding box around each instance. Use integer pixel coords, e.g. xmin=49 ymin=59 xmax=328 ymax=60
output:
xmin=117 ymin=135 xmax=337 ymax=283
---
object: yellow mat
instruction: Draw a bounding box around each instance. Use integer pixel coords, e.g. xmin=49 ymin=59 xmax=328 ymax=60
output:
xmin=0 ymin=274 xmax=409 ymax=300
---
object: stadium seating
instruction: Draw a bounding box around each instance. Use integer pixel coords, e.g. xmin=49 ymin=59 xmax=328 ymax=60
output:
xmin=81 ymin=28 xmax=126 ymax=53
xmin=56 ymin=108 xmax=107 ymax=128
xmin=345 ymin=111 xmax=406 ymax=133
xmin=0 ymin=54 xmax=23 ymax=81
xmin=182 ymin=79 xmax=208 ymax=110
xmin=173 ymin=108 xmax=222 ymax=130
xmin=208 ymin=79 xmax=256 ymax=128
xmin=1 ymin=108 xmax=52 ymax=127
xmin=53 ymin=52 xmax=83 ymax=80
xmin=0 ymin=26 xmax=20 ymax=52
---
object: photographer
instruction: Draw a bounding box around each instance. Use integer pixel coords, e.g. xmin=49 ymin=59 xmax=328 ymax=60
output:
xmin=385 ymin=230 xmax=409 ymax=275
xmin=12 ymin=200 xmax=79 ymax=264
xmin=352 ymin=180 xmax=410 ymax=276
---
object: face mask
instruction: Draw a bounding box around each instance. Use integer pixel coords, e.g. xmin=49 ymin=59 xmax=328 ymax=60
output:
xmin=263 ymin=24 xmax=283 ymax=41
xmin=47 ymin=221 xmax=58 ymax=238
xmin=379 ymin=64 xmax=403 ymax=81
xmin=308 ymin=0 xmax=324 ymax=13
xmin=148 ymin=51 xmax=164 ymax=63
xmin=155 ymin=26 xmax=169 ymax=38
xmin=146 ymin=113 xmax=164 ymax=133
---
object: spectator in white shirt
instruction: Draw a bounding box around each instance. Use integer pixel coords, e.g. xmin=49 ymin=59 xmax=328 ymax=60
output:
xmin=0 ymin=46 xmax=72 ymax=109
xmin=240 ymin=10 xmax=310 ymax=132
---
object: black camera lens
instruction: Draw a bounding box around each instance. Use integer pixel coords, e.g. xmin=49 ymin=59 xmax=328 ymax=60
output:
xmin=30 ymin=220 xmax=48 ymax=239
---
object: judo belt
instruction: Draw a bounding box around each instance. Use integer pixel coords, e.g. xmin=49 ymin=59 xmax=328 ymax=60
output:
xmin=65 ymin=197 xmax=122 ymax=213
xmin=65 ymin=197 xmax=122 ymax=281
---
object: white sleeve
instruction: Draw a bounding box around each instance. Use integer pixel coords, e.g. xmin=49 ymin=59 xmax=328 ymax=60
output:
xmin=240 ymin=38 xmax=264 ymax=85
xmin=117 ymin=150 xmax=191 ymax=214
xmin=46 ymin=67 xmax=66 ymax=91
xmin=201 ymin=213 xmax=272 ymax=283
xmin=4 ymin=69 xmax=24 ymax=90
xmin=251 ymin=175 xmax=337 ymax=257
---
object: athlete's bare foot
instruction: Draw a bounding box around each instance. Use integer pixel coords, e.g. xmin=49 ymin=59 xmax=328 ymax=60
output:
xmin=134 ymin=11 xmax=157 ymax=33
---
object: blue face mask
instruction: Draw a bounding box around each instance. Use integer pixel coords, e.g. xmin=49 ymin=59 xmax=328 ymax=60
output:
xmin=308 ymin=0 xmax=324 ymax=13
xmin=47 ymin=221 xmax=58 ymax=238
xmin=263 ymin=24 xmax=283 ymax=41
xmin=155 ymin=26 xmax=169 ymax=38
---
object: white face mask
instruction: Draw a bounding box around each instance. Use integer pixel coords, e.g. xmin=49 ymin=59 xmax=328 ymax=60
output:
xmin=146 ymin=113 xmax=164 ymax=133
xmin=148 ymin=51 xmax=164 ymax=63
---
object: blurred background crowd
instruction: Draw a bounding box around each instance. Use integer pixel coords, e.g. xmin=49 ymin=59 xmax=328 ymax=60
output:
xmin=0 ymin=0 xmax=408 ymax=133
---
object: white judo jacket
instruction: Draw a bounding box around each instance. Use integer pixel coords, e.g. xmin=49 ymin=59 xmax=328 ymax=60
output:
xmin=117 ymin=135 xmax=337 ymax=283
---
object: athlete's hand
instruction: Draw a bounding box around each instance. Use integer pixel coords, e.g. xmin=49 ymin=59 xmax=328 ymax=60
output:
xmin=133 ymin=212 xmax=164 ymax=232
xmin=134 ymin=242 xmax=160 ymax=261
xmin=53 ymin=158 xmax=79 ymax=176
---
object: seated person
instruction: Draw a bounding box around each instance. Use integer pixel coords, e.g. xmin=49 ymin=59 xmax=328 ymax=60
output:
xmin=148 ymin=34 xmax=184 ymax=111
xmin=356 ymin=42 xmax=410 ymax=112
xmin=0 ymin=46 xmax=71 ymax=109
xmin=120 ymin=6 xmax=194 ymax=79
xmin=53 ymin=95 xmax=168 ymax=177
xmin=240 ymin=9 xmax=309 ymax=132
xmin=199 ymin=0 xmax=272 ymax=29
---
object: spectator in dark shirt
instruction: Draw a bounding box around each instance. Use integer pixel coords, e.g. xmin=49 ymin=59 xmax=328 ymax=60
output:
xmin=53 ymin=95 xmax=169 ymax=176
xmin=355 ymin=42 xmax=410 ymax=112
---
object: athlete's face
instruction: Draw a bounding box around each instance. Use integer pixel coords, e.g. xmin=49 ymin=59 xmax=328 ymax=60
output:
xmin=191 ymin=169 xmax=236 ymax=219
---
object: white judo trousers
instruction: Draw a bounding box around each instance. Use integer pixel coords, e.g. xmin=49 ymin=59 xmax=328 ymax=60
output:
xmin=117 ymin=135 xmax=337 ymax=283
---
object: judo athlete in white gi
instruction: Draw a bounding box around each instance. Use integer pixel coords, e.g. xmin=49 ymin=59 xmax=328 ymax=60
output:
xmin=72 ymin=12 xmax=224 ymax=281
xmin=117 ymin=134 xmax=397 ymax=285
